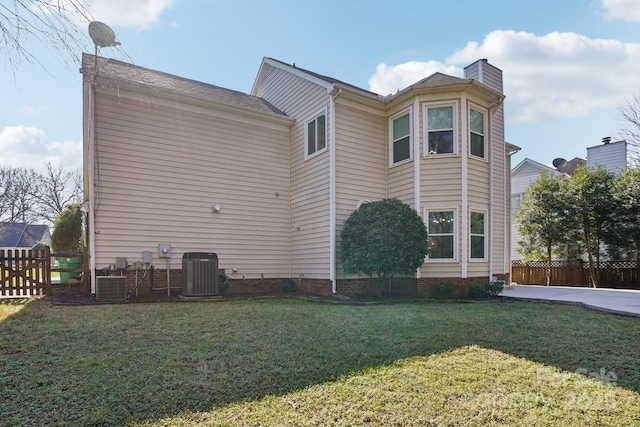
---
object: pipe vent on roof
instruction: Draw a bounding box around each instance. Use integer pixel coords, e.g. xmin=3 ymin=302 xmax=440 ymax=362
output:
xmin=602 ymin=136 xmax=612 ymax=144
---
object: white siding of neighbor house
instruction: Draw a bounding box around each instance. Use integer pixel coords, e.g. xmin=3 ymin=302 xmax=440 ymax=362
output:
xmin=334 ymin=100 xmax=387 ymax=276
xmin=510 ymin=160 xmax=561 ymax=261
xmin=92 ymin=89 xmax=292 ymax=278
xmin=587 ymin=140 xmax=627 ymax=175
xmin=253 ymin=64 xmax=333 ymax=279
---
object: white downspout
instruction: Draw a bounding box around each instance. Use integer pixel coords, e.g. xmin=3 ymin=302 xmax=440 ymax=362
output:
xmin=413 ymin=98 xmax=421 ymax=279
xmin=461 ymin=97 xmax=468 ymax=279
xmin=329 ymin=89 xmax=341 ymax=294
xmin=88 ymin=80 xmax=97 ymax=294
xmin=488 ymin=117 xmax=494 ymax=282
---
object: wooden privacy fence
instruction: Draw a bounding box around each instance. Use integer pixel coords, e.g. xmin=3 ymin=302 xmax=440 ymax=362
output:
xmin=512 ymin=260 xmax=640 ymax=289
xmin=1 ymin=248 xmax=52 ymax=298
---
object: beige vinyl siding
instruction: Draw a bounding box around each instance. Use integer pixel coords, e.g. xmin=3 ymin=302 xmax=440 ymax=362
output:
xmin=387 ymin=162 xmax=414 ymax=205
xmin=467 ymin=160 xmax=490 ymax=204
xmin=465 ymin=59 xmax=508 ymax=277
xmin=420 ymin=159 xmax=463 ymax=277
xmin=334 ymin=101 xmax=386 ymax=275
xmin=467 ymin=158 xmax=491 ymax=277
xmin=255 ymin=65 xmax=332 ymax=278
xmin=490 ymin=103 xmax=508 ymax=276
xmin=92 ymin=90 xmax=291 ymax=277
xmin=420 ymin=158 xmax=463 ymax=204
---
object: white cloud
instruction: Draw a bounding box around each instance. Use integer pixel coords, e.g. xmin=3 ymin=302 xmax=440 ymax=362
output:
xmin=0 ymin=126 xmax=82 ymax=171
xmin=86 ymin=0 xmax=173 ymax=30
xmin=369 ymin=30 xmax=640 ymax=124
xmin=38 ymin=0 xmax=173 ymax=31
xmin=368 ymin=61 xmax=462 ymax=96
xmin=601 ymin=0 xmax=640 ymax=22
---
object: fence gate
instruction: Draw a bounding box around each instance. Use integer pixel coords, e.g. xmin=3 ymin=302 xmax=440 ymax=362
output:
xmin=0 ymin=248 xmax=51 ymax=298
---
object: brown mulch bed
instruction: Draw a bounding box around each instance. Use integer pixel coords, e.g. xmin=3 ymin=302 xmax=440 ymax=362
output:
xmin=47 ymin=284 xmax=340 ymax=305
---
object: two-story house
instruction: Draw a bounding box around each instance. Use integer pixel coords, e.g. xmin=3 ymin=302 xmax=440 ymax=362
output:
xmin=81 ymin=54 xmax=518 ymax=296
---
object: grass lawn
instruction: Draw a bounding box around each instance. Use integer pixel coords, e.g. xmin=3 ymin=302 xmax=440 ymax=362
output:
xmin=1 ymin=298 xmax=639 ymax=426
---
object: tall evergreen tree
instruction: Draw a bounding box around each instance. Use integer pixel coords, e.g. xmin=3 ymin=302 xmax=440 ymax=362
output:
xmin=606 ymin=167 xmax=640 ymax=260
xmin=564 ymin=165 xmax=616 ymax=287
xmin=516 ymin=172 xmax=577 ymax=285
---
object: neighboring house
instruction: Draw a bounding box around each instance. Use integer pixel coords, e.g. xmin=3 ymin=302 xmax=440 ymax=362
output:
xmin=81 ymin=54 xmax=518 ymax=296
xmin=510 ymin=159 xmax=567 ymax=261
xmin=511 ymin=138 xmax=627 ymax=261
xmin=0 ymin=222 xmax=51 ymax=252
xmin=587 ymin=138 xmax=627 ymax=175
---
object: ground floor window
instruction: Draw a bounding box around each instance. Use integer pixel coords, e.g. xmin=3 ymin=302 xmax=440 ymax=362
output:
xmin=470 ymin=211 xmax=486 ymax=259
xmin=426 ymin=210 xmax=455 ymax=259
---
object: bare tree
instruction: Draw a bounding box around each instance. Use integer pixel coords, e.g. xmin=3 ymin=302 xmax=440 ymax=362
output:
xmin=0 ymin=166 xmax=39 ymax=223
xmin=619 ymin=92 xmax=640 ymax=161
xmin=0 ymin=0 xmax=93 ymax=72
xmin=31 ymin=162 xmax=83 ymax=223
xmin=0 ymin=164 xmax=81 ymax=225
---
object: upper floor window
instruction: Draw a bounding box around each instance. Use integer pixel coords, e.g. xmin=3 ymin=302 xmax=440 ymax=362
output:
xmin=470 ymin=211 xmax=486 ymax=259
xmin=390 ymin=111 xmax=411 ymax=165
xmin=469 ymin=107 xmax=486 ymax=158
xmin=426 ymin=209 xmax=455 ymax=259
xmin=306 ymin=111 xmax=326 ymax=158
xmin=426 ymin=105 xmax=455 ymax=155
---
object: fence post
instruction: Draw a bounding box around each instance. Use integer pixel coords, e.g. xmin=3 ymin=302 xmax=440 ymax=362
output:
xmin=45 ymin=246 xmax=52 ymax=296
xmin=82 ymin=246 xmax=89 ymax=295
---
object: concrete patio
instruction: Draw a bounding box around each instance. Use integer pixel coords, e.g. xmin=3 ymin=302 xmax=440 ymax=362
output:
xmin=501 ymin=284 xmax=640 ymax=317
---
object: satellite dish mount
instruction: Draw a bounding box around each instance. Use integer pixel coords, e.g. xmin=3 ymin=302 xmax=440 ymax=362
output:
xmin=552 ymin=158 xmax=568 ymax=170
xmin=88 ymin=21 xmax=121 ymax=68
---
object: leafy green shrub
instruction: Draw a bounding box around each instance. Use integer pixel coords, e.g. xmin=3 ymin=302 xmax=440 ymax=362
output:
xmin=432 ymin=281 xmax=455 ymax=299
xmin=51 ymin=204 xmax=83 ymax=253
xmin=468 ymin=281 xmax=504 ymax=299
xmin=467 ymin=284 xmax=487 ymax=299
xmin=485 ymin=281 xmax=504 ymax=297
xmin=340 ymin=199 xmax=428 ymax=296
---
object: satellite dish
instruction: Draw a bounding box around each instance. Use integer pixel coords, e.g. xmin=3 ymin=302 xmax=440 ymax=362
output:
xmin=88 ymin=21 xmax=120 ymax=48
xmin=552 ymin=157 xmax=567 ymax=169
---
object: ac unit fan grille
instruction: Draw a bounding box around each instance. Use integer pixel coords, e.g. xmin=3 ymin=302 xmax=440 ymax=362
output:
xmin=96 ymin=276 xmax=127 ymax=302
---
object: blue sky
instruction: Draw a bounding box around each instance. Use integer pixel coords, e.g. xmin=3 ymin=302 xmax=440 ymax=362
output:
xmin=1 ymin=0 xmax=639 ymax=172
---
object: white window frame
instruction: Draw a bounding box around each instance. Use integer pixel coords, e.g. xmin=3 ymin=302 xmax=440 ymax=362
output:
xmin=424 ymin=207 xmax=458 ymax=262
xmin=469 ymin=104 xmax=488 ymax=160
xmin=469 ymin=209 xmax=487 ymax=261
xmin=423 ymin=102 xmax=458 ymax=157
xmin=305 ymin=109 xmax=327 ymax=159
xmin=389 ymin=108 xmax=412 ymax=167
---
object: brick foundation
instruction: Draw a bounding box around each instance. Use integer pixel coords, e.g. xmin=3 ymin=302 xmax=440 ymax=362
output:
xmin=99 ymin=268 xmax=333 ymax=297
xmin=98 ymin=268 xmax=508 ymax=299
xmin=417 ymin=277 xmax=493 ymax=299
xmin=336 ymin=277 xmax=417 ymax=296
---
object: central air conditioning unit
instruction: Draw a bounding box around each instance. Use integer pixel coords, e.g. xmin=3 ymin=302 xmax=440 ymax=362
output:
xmin=96 ymin=276 xmax=127 ymax=302
xmin=182 ymin=252 xmax=218 ymax=296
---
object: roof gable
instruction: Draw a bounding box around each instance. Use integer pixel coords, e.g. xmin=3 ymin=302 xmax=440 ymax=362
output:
xmin=558 ymin=157 xmax=586 ymax=175
xmin=512 ymin=158 xmax=560 ymax=177
xmin=411 ymin=72 xmax=466 ymax=88
xmin=252 ymin=57 xmax=382 ymax=100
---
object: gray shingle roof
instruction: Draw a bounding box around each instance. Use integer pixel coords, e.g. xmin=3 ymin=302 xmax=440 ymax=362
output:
xmin=266 ymin=57 xmax=381 ymax=97
xmin=411 ymin=72 xmax=466 ymax=87
xmin=81 ymin=53 xmax=287 ymax=117
xmin=0 ymin=223 xmax=50 ymax=248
